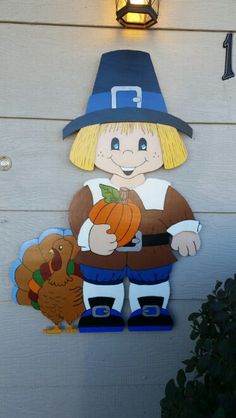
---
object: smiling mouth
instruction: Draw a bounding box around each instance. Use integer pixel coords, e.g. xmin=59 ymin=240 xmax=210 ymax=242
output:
xmin=109 ymin=158 xmax=147 ymax=176
xmin=121 ymin=166 xmax=135 ymax=176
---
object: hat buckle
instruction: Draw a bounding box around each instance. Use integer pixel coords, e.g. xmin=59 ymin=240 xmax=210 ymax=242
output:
xmin=111 ymin=86 xmax=142 ymax=109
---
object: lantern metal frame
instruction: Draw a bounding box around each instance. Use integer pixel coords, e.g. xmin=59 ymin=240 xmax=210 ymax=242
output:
xmin=116 ymin=0 xmax=159 ymax=29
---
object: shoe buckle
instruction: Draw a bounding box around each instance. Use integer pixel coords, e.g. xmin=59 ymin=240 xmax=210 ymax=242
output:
xmin=92 ymin=305 xmax=110 ymax=318
xmin=142 ymin=305 xmax=160 ymax=317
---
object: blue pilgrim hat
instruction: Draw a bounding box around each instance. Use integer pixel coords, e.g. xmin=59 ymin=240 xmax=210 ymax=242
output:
xmin=63 ymin=50 xmax=192 ymax=139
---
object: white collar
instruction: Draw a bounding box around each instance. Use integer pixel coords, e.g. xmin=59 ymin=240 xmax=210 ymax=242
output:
xmin=84 ymin=177 xmax=170 ymax=210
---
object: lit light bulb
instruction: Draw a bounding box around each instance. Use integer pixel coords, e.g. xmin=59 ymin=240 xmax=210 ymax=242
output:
xmin=130 ymin=0 xmax=147 ymax=4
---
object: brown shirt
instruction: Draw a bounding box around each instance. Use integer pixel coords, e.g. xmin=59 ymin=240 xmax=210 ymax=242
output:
xmin=69 ymin=182 xmax=195 ymax=270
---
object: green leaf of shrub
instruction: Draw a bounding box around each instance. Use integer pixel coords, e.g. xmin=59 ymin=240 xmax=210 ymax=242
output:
xmin=177 ymin=369 xmax=186 ymax=388
xmin=165 ymin=379 xmax=177 ymax=398
xmin=188 ymin=312 xmax=201 ymax=321
xmin=190 ymin=330 xmax=199 ymax=340
xmin=161 ymin=276 xmax=236 ymax=418
xmin=213 ymin=311 xmax=229 ymax=322
xmin=215 ymin=281 xmax=223 ymax=291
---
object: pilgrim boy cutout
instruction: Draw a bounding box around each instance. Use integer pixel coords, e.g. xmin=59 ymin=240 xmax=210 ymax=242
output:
xmin=64 ymin=50 xmax=201 ymax=332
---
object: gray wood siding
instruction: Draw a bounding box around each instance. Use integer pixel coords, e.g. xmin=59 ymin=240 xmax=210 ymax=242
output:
xmin=0 ymin=2 xmax=235 ymax=418
xmin=1 ymin=0 xmax=236 ymax=31
xmin=0 ymin=26 xmax=236 ymax=122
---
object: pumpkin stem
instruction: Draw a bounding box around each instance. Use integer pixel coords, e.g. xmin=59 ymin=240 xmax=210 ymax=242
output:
xmin=120 ymin=187 xmax=129 ymax=204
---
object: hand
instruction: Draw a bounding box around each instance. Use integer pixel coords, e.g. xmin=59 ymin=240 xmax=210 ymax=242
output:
xmin=89 ymin=224 xmax=117 ymax=255
xmin=171 ymin=232 xmax=201 ymax=256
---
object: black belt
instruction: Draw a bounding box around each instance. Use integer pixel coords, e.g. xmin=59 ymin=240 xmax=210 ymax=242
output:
xmin=116 ymin=231 xmax=171 ymax=252
xmin=142 ymin=232 xmax=171 ymax=247
xmin=125 ymin=232 xmax=170 ymax=248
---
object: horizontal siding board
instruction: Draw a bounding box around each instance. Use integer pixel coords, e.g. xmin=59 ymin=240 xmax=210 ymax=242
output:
xmin=0 ymin=25 xmax=235 ymax=122
xmin=0 ymin=4 xmax=235 ymax=418
xmin=0 ymin=211 xmax=235 ymax=302
xmin=0 ymin=300 xmax=197 ymax=388
xmin=0 ymin=120 xmax=235 ymax=212
xmin=1 ymin=0 xmax=236 ymax=31
xmin=0 ymin=385 xmax=164 ymax=418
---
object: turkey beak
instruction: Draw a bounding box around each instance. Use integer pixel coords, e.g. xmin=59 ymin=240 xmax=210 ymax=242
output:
xmin=49 ymin=249 xmax=54 ymax=255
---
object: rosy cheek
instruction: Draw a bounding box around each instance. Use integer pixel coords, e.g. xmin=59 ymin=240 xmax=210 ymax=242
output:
xmin=96 ymin=151 xmax=104 ymax=158
xmin=152 ymin=152 xmax=160 ymax=159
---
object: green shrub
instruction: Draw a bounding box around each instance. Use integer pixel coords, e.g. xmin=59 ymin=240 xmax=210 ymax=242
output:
xmin=160 ymin=275 xmax=236 ymax=418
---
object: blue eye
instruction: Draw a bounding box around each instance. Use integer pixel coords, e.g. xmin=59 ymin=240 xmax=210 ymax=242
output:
xmin=138 ymin=138 xmax=147 ymax=151
xmin=111 ymin=137 xmax=120 ymax=150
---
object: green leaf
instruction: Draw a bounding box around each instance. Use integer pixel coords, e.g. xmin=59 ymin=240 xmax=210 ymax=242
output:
xmin=210 ymin=300 xmax=227 ymax=312
xmin=217 ymin=339 xmax=231 ymax=358
xmin=190 ymin=330 xmax=199 ymax=340
xmin=215 ymin=281 xmax=223 ymax=291
xmin=210 ymin=361 xmax=223 ymax=378
xmin=213 ymin=311 xmax=229 ymax=322
xmin=185 ymin=363 xmax=196 ymax=373
xmin=216 ymin=289 xmax=226 ymax=299
xmin=185 ymin=380 xmax=196 ymax=396
xmin=224 ymin=278 xmax=234 ymax=292
xmin=177 ymin=369 xmax=186 ymax=388
xmin=99 ymin=184 xmax=122 ymax=204
xmin=183 ymin=358 xmax=197 ymax=373
xmin=228 ymin=287 xmax=236 ymax=303
xmin=165 ymin=379 xmax=177 ymax=399
xmin=188 ymin=312 xmax=201 ymax=321
xmin=203 ymin=338 xmax=213 ymax=351
xmin=197 ymin=354 xmax=211 ymax=374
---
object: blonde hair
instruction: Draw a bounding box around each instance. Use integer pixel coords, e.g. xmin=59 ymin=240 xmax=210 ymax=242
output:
xmin=69 ymin=122 xmax=188 ymax=171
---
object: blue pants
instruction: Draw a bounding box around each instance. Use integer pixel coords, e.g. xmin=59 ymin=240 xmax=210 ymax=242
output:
xmin=80 ymin=264 xmax=173 ymax=285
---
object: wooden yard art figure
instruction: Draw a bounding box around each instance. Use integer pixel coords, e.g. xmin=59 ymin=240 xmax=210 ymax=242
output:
xmin=11 ymin=228 xmax=84 ymax=333
xmin=63 ymin=50 xmax=202 ymax=333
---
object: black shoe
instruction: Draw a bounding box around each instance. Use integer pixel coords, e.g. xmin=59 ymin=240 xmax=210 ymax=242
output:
xmin=128 ymin=296 xmax=173 ymax=331
xmin=78 ymin=297 xmax=125 ymax=333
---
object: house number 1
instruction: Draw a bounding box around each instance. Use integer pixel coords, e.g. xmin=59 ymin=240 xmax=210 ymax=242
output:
xmin=222 ymin=33 xmax=235 ymax=81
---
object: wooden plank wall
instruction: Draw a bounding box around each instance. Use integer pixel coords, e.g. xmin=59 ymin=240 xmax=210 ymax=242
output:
xmin=0 ymin=1 xmax=235 ymax=417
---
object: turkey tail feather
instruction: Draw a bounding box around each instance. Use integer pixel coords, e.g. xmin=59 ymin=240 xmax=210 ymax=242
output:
xmin=12 ymin=288 xmax=31 ymax=306
xmin=14 ymin=264 xmax=33 ymax=290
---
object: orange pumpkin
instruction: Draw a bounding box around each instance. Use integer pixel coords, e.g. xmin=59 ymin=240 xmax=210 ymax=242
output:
xmin=89 ymin=184 xmax=141 ymax=247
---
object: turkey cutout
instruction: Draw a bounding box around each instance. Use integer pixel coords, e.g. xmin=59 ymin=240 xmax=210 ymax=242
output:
xmin=64 ymin=50 xmax=202 ymax=333
xmin=11 ymin=228 xmax=84 ymax=334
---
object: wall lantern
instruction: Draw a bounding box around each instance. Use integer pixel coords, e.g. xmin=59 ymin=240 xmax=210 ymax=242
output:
xmin=116 ymin=0 xmax=159 ymax=29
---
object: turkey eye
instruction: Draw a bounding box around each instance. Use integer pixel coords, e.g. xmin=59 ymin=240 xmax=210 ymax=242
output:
xmin=59 ymin=245 xmax=63 ymax=250
xmin=138 ymin=138 xmax=147 ymax=151
xmin=111 ymin=137 xmax=120 ymax=150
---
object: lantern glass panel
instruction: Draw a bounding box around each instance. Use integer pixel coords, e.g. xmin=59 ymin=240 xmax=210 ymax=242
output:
xmin=123 ymin=12 xmax=150 ymax=25
xmin=116 ymin=0 xmax=159 ymax=28
xmin=116 ymin=0 xmax=127 ymax=10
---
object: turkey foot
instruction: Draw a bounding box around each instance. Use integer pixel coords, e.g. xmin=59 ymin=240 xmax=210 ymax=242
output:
xmin=65 ymin=325 xmax=77 ymax=333
xmin=43 ymin=325 xmax=63 ymax=334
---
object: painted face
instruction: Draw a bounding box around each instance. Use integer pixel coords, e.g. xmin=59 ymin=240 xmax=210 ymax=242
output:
xmin=95 ymin=125 xmax=163 ymax=178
